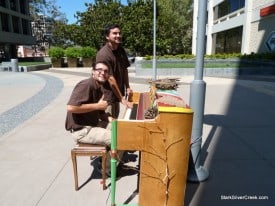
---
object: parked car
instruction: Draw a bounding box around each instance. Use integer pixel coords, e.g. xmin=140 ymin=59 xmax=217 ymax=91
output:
xmin=128 ymin=54 xmax=135 ymax=64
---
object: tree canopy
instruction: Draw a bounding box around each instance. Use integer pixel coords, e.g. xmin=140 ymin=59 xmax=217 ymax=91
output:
xmin=32 ymin=0 xmax=193 ymax=55
xmin=29 ymin=0 xmax=67 ymax=49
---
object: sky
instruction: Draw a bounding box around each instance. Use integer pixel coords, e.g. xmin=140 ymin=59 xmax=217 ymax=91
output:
xmin=56 ymin=0 xmax=128 ymax=24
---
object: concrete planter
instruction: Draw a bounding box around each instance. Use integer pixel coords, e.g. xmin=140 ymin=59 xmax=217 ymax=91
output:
xmin=67 ymin=58 xmax=78 ymax=68
xmin=82 ymin=57 xmax=94 ymax=67
xmin=51 ymin=58 xmax=63 ymax=68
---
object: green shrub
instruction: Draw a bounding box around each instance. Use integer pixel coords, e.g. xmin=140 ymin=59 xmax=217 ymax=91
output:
xmin=241 ymin=52 xmax=275 ymax=60
xmin=48 ymin=47 xmax=64 ymax=58
xmin=142 ymin=52 xmax=275 ymax=61
xmin=144 ymin=55 xmax=152 ymax=60
xmin=65 ymin=47 xmax=81 ymax=58
xmin=80 ymin=46 xmax=97 ymax=58
xmin=175 ymin=54 xmax=195 ymax=59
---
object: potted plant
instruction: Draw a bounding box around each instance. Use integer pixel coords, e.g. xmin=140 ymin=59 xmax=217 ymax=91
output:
xmin=48 ymin=47 xmax=64 ymax=68
xmin=65 ymin=47 xmax=81 ymax=68
xmin=80 ymin=46 xmax=97 ymax=67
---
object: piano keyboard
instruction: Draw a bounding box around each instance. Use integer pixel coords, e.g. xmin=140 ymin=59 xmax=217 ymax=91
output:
xmin=123 ymin=103 xmax=138 ymax=120
xmin=122 ymin=92 xmax=152 ymax=120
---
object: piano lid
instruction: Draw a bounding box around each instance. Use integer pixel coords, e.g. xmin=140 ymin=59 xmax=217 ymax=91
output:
xmin=156 ymin=89 xmax=189 ymax=109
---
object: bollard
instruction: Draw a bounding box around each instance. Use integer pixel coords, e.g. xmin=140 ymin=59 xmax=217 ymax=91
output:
xmin=11 ymin=59 xmax=18 ymax=72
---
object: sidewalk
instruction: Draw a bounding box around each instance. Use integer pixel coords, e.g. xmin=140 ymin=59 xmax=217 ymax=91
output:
xmin=0 ymin=67 xmax=275 ymax=206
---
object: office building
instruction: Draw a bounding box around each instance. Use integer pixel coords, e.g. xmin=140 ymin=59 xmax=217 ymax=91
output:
xmin=192 ymin=0 xmax=275 ymax=55
xmin=0 ymin=0 xmax=35 ymax=61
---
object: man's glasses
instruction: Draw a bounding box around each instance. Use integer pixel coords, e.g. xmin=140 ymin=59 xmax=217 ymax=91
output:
xmin=94 ymin=68 xmax=109 ymax=74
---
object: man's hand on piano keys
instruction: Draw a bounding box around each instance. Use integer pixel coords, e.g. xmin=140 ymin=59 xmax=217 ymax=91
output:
xmin=123 ymin=88 xmax=133 ymax=108
xmin=126 ymin=88 xmax=133 ymax=97
xmin=121 ymin=98 xmax=133 ymax=108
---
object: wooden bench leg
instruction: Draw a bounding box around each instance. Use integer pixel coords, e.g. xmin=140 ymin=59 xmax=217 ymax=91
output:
xmin=71 ymin=145 xmax=108 ymax=191
xmin=71 ymin=149 xmax=79 ymax=191
xmin=101 ymin=153 xmax=107 ymax=190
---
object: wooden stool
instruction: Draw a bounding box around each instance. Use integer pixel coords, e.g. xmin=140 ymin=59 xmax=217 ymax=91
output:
xmin=71 ymin=143 xmax=108 ymax=190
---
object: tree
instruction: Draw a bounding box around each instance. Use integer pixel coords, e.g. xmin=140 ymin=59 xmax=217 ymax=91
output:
xmin=51 ymin=21 xmax=73 ymax=47
xmin=122 ymin=0 xmax=154 ymax=56
xmin=156 ymin=0 xmax=193 ymax=54
xmin=72 ymin=0 xmax=154 ymax=55
xmin=32 ymin=0 xmax=193 ymax=56
xmin=72 ymin=0 xmax=124 ymax=48
xmin=29 ymin=0 xmax=67 ymax=49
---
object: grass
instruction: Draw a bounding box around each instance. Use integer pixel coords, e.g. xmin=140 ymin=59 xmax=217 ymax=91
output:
xmin=141 ymin=61 xmax=255 ymax=69
xmin=18 ymin=62 xmax=51 ymax=66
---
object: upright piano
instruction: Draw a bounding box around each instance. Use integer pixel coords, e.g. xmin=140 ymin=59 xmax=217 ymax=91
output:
xmin=111 ymin=82 xmax=193 ymax=206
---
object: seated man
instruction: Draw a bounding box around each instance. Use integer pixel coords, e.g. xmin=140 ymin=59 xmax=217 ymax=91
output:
xmin=65 ymin=61 xmax=123 ymax=175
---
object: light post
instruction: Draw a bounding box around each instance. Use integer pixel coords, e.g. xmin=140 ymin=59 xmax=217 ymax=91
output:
xmin=152 ymin=0 xmax=157 ymax=80
xmin=187 ymin=0 xmax=209 ymax=182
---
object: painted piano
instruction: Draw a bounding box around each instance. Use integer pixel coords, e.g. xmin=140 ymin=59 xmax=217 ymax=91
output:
xmin=110 ymin=81 xmax=193 ymax=206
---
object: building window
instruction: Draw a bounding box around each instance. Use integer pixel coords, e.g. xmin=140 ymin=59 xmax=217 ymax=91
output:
xmin=20 ymin=0 xmax=27 ymax=14
xmin=0 ymin=0 xmax=6 ymax=7
xmin=12 ymin=16 xmax=20 ymax=33
xmin=215 ymin=0 xmax=245 ymax=20
xmin=1 ymin=12 xmax=9 ymax=32
xmin=215 ymin=26 xmax=243 ymax=53
xmin=22 ymin=19 xmax=29 ymax=35
xmin=10 ymin=0 xmax=17 ymax=11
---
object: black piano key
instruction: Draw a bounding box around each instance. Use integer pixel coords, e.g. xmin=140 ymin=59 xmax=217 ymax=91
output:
xmin=129 ymin=103 xmax=138 ymax=120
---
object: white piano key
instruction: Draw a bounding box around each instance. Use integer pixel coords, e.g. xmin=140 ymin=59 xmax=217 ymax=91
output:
xmin=124 ymin=108 xmax=132 ymax=120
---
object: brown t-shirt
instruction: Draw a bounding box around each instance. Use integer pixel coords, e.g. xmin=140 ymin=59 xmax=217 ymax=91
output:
xmin=65 ymin=77 xmax=105 ymax=131
xmin=96 ymin=43 xmax=130 ymax=103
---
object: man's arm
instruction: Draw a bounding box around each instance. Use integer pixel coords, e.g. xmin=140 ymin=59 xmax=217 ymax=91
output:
xmin=108 ymin=76 xmax=132 ymax=108
xmin=67 ymin=96 xmax=108 ymax=113
xmin=123 ymin=68 xmax=133 ymax=97
xmin=108 ymin=76 xmax=124 ymax=101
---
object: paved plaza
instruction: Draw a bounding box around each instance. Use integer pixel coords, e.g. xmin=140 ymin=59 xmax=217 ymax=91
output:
xmin=0 ymin=66 xmax=275 ymax=206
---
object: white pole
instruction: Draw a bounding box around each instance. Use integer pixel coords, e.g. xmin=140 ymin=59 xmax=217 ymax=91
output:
xmin=153 ymin=0 xmax=157 ymax=80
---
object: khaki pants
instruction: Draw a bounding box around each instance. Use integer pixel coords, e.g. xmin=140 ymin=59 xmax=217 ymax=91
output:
xmin=71 ymin=125 xmax=123 ymax=173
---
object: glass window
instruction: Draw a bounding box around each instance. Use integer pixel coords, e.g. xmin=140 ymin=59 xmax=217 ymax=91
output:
xmin=20 ymin=0 xmax=26 ymax=14
xmin=22 ymin=19 xmax=29 ymax=35
xmin=10 ymin=0 xmax=16 ymax=11
xmin=215 ymin=26 xmax=243 ymax=53
xmin=214 ymin=0 xmax=245 ymax=20
xmin=1 ymin=12 xmax=9 ymax=32
xmin=12 ymin=16 xmax=20 ymax=33
xmin=0 ymin=0 xmax=6 ymax=7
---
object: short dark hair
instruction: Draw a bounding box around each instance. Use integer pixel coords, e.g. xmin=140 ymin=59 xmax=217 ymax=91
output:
xmin=104 ymin=24 xmax=120 ymax=37
xmin=93 ymin=61 xmax=110 ymax=71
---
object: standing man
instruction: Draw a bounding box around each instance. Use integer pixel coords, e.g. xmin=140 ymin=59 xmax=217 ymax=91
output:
xmin=65 ymin=61 xmax=122 ymax=175
xmin=96 ymin=24 xmax=132 ymax=118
